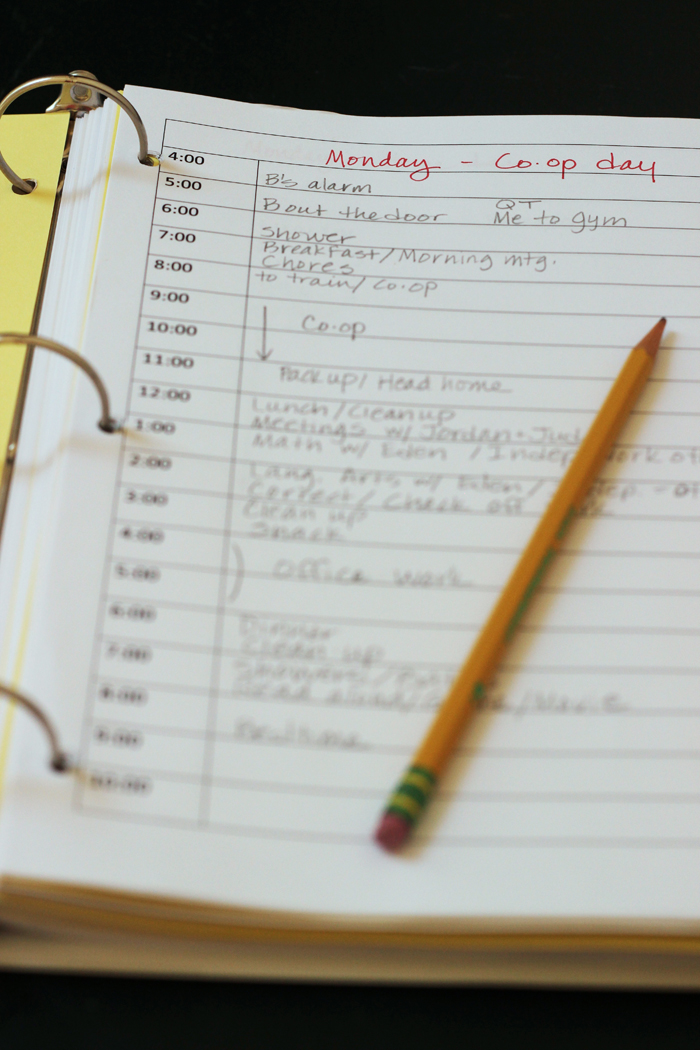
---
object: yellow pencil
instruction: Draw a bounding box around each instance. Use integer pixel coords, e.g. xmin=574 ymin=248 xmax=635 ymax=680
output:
xmin=375 ymin=318 xmax=667 ymax=851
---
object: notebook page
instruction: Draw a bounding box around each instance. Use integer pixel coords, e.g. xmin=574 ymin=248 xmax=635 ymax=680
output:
xmin=2 ymin=88 xmax=700 ymax=926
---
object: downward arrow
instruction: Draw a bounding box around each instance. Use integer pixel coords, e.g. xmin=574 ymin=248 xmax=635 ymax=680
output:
xmin=257 ymin=306 xmax=273 ymax=360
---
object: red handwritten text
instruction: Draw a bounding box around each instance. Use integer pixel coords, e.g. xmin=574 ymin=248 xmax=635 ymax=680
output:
xmin=492 ymin=151 xmax=658 ymax=182
xmin=325 ymin=149 xmax=440 ymax=182
xmin=596 ymin=153 xmax=656 ymax=183
xmin=495 ymin=153 xmax=577 ymax=179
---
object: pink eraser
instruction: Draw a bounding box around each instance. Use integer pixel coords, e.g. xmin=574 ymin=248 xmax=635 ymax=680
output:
xmin=374 ymin=812 xmax=411 ymax=852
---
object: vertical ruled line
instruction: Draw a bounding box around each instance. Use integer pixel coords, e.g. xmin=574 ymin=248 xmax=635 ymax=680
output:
xmin=198 ymin=159 xmax=260 ymax=826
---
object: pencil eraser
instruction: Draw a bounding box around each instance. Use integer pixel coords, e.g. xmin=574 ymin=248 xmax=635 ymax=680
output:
xmin=374 ymin=813 xmax=411 ymax=852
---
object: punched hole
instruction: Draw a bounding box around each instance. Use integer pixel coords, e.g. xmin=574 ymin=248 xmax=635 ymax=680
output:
xmin=12 ymin=178 xmax=37 ymax=195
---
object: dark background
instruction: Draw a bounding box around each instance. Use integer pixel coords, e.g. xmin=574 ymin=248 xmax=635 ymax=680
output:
xmin=2 ymin=0 xmax=698 ymax=119
xmin=4 ymin=0 xmax=700 ymax=1046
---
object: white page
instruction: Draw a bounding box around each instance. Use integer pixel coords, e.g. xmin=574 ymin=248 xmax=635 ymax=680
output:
xmin=2 ymin=86 xmax=700 ymax=928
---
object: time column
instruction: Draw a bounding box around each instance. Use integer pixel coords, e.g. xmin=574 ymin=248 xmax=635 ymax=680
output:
xmin=79 ymin=146 xmax=260 ymax=827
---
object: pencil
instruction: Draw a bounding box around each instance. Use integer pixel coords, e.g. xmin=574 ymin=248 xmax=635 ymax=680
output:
xmin=375 ymin=318 xmax=667 ymax=852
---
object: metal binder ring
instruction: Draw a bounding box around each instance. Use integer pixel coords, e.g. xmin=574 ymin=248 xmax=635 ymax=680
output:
xmin=0 ymin=682 xmax=72 ymax=772
xmin=0 ymin=334 xmax=122 ymax=433
xmin=0 ymin=74 xmax=159 ymax=194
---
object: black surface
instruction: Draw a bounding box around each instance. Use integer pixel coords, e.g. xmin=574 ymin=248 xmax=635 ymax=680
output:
xmin=4 ymin=0 xmax=700 ymax=1045
xmin=2 ymin=972 xmax=700 ymax=1050
xmin=3 ymin=0 xmax=700 ymax=119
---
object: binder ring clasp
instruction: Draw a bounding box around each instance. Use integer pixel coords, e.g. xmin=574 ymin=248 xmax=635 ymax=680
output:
xmin=0 ymin=334 xmax=122 ymax=433
xmin=0 ymin=74 xmax=159 ymax=194
xmin=0 ymin=682 xmax=72 ymax=772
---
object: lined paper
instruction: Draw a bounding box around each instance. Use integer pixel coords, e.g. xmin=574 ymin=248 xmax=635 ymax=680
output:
xmin=4 ymin=92 xmax=700 ymax=922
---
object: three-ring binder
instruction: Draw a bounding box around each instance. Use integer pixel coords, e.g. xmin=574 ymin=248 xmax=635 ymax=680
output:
xmin=0 ymin=335 xmax=122 ymax=433
xmin=0 ymin=683 xmax=72 ymax=772
xmin=0 ymin=334 xmax=123 ymax=773
xmin=0 ymin=71 xmax=159 ymax=194
xmin=0 ymin=71 xmax=151 ymax=774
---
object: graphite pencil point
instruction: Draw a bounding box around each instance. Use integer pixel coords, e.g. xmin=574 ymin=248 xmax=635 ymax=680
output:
xmin=637 ymin=317 xmax=666 ymax=359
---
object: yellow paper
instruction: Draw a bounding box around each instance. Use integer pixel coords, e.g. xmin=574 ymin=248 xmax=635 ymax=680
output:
xmin=0 ymin=113 xmax=69 ymax=453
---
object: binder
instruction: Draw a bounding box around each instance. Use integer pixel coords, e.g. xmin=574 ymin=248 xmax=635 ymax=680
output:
xmin=0 ymin=77 xmax=137 ymax=761
xmin=0 ymin=111 xmax=69 ymax=514
xmin=4 ymin=74 xmax=700 ymax=986
xmin=0 ymin=110 xmax=69 ymax=784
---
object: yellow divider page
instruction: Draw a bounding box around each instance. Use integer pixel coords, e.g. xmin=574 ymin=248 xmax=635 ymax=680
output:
xmin=0 ymin=113 xmax=68 ymax=451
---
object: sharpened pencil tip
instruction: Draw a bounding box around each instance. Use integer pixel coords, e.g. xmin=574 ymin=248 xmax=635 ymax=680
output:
xmin=375 ymin=812 xmax=412 ymax=852
xmin=637 ymin=318 xmax=666 ymax=360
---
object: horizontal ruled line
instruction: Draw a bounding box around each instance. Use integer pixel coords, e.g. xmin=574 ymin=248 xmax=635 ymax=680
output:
xmin=141 ymin=294 xmax=700 ymax=318
xmin=136 ymin=325 xmax=700 ymax=354
xmin=149 ymin=241 xmax=700 ymax=261
xmin=128 ymin=391 xmax=700 ymax=421
xmin=99 ymin=610 xmax=700 ymax=637
xmin=158 ymin=382 xmax=700 ymax=416
xmin=119 ymin=446 xmax=700 ymax=480
xmin=144 ymin=269 xmax=700 ymax=291
xmin=157 ymin=174 xmax=700 ymax=205
xmin=163 ymin=123 xmax=700 ymax=150
xmin=115 ymin=487 xmax=700 ymax=524
xmin=75 ymin=804 xmax=700 ymax=849
xmin=155 ymin=213 xmax=700 ymax=232
xmin=113 ymin=515 xmax=700 ymax=560
xmin=103 ymin=574 xmax=700 ymax=605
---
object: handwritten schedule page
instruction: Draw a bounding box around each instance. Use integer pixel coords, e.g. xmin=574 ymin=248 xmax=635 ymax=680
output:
xmin=4 ymin=90 xmax=700 ymax=927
